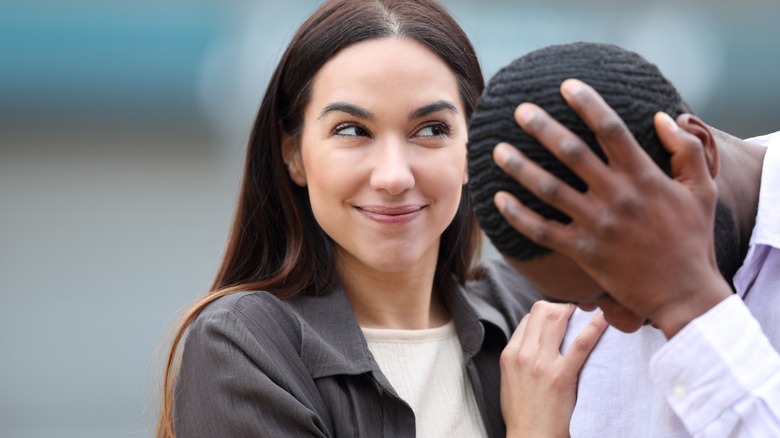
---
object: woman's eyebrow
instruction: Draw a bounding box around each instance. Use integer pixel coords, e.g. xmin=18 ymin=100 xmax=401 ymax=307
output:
xmin=319 ymin=102 xmax=374 ymax=120
xmin=408 ymin=100 xmax=458 ymax=120
xmin=318 ymin=100 xmax=457 ymax=121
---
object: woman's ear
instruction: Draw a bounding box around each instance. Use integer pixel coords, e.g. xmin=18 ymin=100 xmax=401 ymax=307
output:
xmin=281 ymin=132 xmax=307 ymax=187
xmin=676 ymin=114 xmax=719 ymax=178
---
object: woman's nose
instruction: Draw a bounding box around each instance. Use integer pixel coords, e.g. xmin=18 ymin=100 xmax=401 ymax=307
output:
xmin=369 ymin=137 xmax=415 ymax=195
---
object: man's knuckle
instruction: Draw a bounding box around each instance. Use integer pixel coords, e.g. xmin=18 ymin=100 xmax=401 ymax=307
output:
xmin=558 ymin=138 xmax=587 ymax=164
xmin=529 ymin=223 xmax=550 ymax=244
xmin=523 ymin=112 xmax=545 ymax=134
xmin=575 ymin=238 xmax=599 ymax=264
xmin=613 ymin=191 xmax=641 ymax=216
xmin=537 ymin=178 xmax=562 ymax=200
xmin=598 ymin=117 xmax=625 ymax=139
xmin=502 ymin=154 xmax=523 ymax=175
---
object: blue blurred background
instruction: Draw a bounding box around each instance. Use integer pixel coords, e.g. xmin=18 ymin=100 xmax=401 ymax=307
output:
xmin=2 ymin=0 xmax=778 ymax=436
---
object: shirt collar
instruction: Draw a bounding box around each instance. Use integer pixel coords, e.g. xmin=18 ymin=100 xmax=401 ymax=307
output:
xmin=287 ymin=285 xmax=374 ymax=379
xmin=749 ymin=132 xmax=780 ymax=248
xmin=733 ymin=132 xmax=780 ymax=297
xmin=287 ymin=277 xmax=503 ymax=379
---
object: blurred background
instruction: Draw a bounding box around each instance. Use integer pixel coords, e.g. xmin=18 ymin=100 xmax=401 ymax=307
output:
xmin=2 ymin=0 xmax=778 ymax=436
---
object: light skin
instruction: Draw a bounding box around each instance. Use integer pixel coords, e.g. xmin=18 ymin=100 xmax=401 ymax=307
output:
xmin=500 ymin=301 xmax=607 ymax=438
xmin=283 ymin=37 xmax=469 ymax=330
xmin=493 ymin=78 xmax=766 ymax=338
xmin=281 ymin=37 xmax=606 ymax=435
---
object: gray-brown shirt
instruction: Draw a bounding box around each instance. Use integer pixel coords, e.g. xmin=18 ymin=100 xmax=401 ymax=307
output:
xmin=173 ymin=259 xmax=539 ymax=437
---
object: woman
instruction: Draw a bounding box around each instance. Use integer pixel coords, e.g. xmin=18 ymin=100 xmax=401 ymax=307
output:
xmin=157 ymin=1 xmax=604 ymax=436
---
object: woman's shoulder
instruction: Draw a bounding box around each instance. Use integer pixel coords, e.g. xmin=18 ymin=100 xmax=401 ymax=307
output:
xmin=174 ymin=291 xmax=331 ymax=434
xmin=187 ymin=291 xmax=306 ymax=354
xmin=182 ymin=288 xmax=368 ymax=383
xmin=198 ymin=291 xmax=292 ymax=318
xmin=198 ymin=290 xmax=293 ymax=318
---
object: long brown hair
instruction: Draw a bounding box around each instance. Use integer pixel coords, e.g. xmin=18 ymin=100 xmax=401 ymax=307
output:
xmin=157 ymin=0 xmax=484 ymax=435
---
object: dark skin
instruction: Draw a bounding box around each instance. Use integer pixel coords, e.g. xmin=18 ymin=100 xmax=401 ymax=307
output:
xmin=492 ymin=78 xmax=738 ymax=338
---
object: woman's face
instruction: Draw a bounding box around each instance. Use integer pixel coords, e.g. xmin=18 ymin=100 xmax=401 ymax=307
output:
xmin=284 ymin=37 xmax=468 ymax=277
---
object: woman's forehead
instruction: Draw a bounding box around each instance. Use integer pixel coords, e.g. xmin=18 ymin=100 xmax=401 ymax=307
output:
xmin=308 ymin=38 xmax=463 ymax=114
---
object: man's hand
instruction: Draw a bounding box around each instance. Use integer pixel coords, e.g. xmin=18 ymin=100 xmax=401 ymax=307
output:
xmin=493 ymin=79 xmax=732 ymax=337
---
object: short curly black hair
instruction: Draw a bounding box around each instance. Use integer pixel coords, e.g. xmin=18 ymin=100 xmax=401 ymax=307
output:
xmin=467 ymin=42 xmax=692 ymax=261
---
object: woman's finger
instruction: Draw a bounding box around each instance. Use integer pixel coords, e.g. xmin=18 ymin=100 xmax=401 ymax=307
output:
xmin=561 ymin=310 xmax=608 ymax=375
xmin=514 ymin=302 xmax=575 ymax=359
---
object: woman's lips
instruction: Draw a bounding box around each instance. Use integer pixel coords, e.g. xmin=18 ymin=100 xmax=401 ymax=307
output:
xmin=357 ymin=205 xmax=424 ymax=225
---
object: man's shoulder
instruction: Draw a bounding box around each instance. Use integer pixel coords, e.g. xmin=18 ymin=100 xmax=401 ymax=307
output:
xmin=469 ymin=258 xmax=540 ymax=303
xmin=465 ymin=258 xmax=541 ymax=332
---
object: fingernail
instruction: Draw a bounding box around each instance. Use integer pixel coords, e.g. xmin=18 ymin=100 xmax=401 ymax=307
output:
xmin=561 ymin=79 xmax=583 ymax=96
xmin=493 ymin=143 xmax=510 ymax=165
xmin=515 ymin=104 xmax=535 ymax=125
xmin=657 ymin=112 xmax=679 ymax=131
xmin=494 ymin=192 xmax=507 ymax=211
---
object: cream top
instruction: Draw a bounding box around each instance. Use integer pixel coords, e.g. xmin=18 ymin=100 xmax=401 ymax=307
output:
xmin=362 ymin=320 xmax=488 ymax=438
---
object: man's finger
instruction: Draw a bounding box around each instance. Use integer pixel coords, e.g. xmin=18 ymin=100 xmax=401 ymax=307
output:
xmin=513 ymin=102 xmax=612 ymax=195
xmin=494 ymin=191 xmax=583 ymax=258
xmin=493 ymin=143 xmax=597 ymax=226
xmin=656 ymin=112 xmax=717 ymax=191
xmin=560 ymin=79 xmax=656 ymax=175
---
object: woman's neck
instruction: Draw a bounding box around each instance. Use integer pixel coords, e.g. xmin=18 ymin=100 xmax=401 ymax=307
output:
xmin=336 ymin=249 xmax=450 ymax=330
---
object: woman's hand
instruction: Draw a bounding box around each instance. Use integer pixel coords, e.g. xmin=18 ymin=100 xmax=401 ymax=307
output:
xmin=501 ymin=301 xmax=607 ymax=438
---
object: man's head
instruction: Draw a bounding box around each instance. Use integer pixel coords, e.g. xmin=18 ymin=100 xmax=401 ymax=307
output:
xmin=469 ymin=42 xmax=694 ymax=260
xmin=467 ymin=42 xmax=740 ymax=323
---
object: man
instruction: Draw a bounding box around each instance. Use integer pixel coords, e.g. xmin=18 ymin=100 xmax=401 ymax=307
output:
xmin=468 ymin=42 xmax=780 ymax=436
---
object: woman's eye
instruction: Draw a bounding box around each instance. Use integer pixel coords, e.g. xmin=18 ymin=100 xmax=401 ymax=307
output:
xmin=334 ymin=123 xmax=368 ymax=137
xmin=416 ymin=123 xmax=451 ymax=137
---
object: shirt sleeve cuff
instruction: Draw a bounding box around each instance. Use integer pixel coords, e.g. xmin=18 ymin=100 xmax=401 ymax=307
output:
xmin=650 ymin=294 xmax=780 ymax=434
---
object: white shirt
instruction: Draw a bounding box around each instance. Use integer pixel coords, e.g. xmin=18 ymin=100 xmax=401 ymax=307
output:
xmin=362 ymin=320 xmax=488 ymax=438
xmin=562 ymin=132 xmax=780 ymax=437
